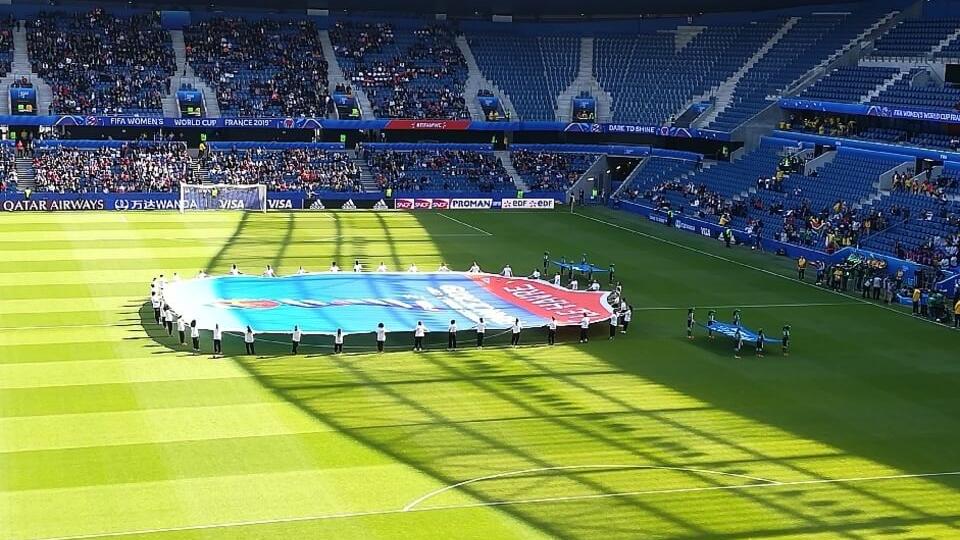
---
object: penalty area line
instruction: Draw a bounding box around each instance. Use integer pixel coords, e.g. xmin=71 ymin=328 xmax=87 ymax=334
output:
xmin=28 ymin=470 xmax=960 ymax=540
xmin=436 ymin=212 xmax=493 ymax=236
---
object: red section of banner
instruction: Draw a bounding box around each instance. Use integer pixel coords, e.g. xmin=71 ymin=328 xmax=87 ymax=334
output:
xmin=469 ymin=274 xmax=613 ymax=325
xmin=384 ymin=119 xmax=472 ymax=131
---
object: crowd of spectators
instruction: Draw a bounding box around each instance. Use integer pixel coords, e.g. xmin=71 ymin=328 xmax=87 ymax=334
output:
xmin=27 ymin=10 xmax=175 ymax=115
xmin=202 ymin=148 xmax=362 ymax=192
xmin=644 ymin=180 xmax=744 ymax=220
xmin=891 ymin=169 xmax=958 ymax=200
xmin=185 ymin=18 xmax=330 ymax=118
xmin=331 ymin=21 xmax=468 ymax=119
xmin=364 ymin=148 xmax=512 ymax=191
xmin=33 ymin=143 xmax=191 ymax=193
xmin=0 ymin=17 xmax=12 ymax=77
xmin=0 ymin=146 xmax=16 ymax=192
xmin=511 ymin=151 xmax=598 ymax=191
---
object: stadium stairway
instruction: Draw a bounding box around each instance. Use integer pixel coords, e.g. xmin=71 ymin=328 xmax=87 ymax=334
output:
xmin=170 ymin=30 xmax=220 ymax=118
xmin=555 ymin=38 xmax=613 ymax=123
xmin=320 ymin=30 xmax=372 ymax=119
xmin=351 ymin=150 xmax=380 ymax=192
xmin=694 ymin=17 xmax=800 ymax=128
xmin=14 ymin=155 xmax=35 ymax=191
xmin=455 ymin=35 xmax=518 ymax=121
xmin=860 ymin=67 xmax=912 ymax=103
xmin=784 ymin=10 xmax=902 ymax=96
xmin=496 ymin=150 xmax=528 ymax=191
xmin=191 ymin=153 xmax=210 ymax=185
xmin=0 ymin=21 xmax=53 ymax=115
xmin=930 ymin=27 xmax=960 ymax=56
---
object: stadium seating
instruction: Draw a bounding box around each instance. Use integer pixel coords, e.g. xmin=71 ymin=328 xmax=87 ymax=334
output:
xmin=363 ymin=146 xmax=513 ymax=191
xmin=870 ymin=19 xmax=960 ymax=58
xmin=708 ymin=13 xmax=883 ymax=131
xmin=33 ymin=142 xmax=191 ymax=193
xmin=510 ymin=151 xmax=599 ymax=191
xmin=594 ymin=20 xmax=783 ymax=125
xmin=202 ymin=147 xmax=363 ymax=192
xmin=467 ymin=35 xmax=579 ymax=120
xmin=801 ymin=66 xmax=900 ymax=102
xmin=619 ymin=157 xmax=700 ymax=200
xmin=28 ymin=10 xmax=175 ymax=115
xmin=330 ymin=20 xmax=468 ymax=119
xmin=869 ymin=70 xmax=960 ymax=110
xmin=185 ymin=17 xmax=330 ymax=118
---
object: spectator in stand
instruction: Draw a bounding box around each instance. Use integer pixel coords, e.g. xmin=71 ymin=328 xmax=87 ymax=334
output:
xmin=365 ymin=148 xmax=512 ymax=192
xmin=202 ymin=147 xmax=363 ymax=192
xmin=330 ymin=21 xmax=468 ymax=119
xmin=27 ymin=10 xmax=174 ymax=115
xmin=185 ymin=18 xmax=329 ymax=118
xmin=511 ymin=151 xmax=599 ymax=191
xmin=33 ymin=143 xmax=191 ymax=193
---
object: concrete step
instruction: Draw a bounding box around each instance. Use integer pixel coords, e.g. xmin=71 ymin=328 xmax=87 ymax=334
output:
xmin=495 ymin=150 xmax=527 ymax=191
xmin=320 ymin=30 xmax=370 ymax=119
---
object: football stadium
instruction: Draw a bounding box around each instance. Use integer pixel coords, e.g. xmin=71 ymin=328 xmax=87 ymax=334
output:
xmin=2 ymin=0 xmax=960 ymax=538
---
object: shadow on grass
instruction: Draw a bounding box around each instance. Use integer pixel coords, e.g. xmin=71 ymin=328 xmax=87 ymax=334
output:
xmin=137 ymin=210 xmax=960 ymax=539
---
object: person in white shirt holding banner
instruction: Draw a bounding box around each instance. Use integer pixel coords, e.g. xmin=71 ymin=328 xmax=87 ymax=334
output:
xmin=547 ymin=317 xmax=557 ymax=345
xmin=579 ymin=313 xmax=590 ymax=343
xmin=621 ymin=305 xmax=632 ymax=334
xmin=244 ymin=326 xmax=256 ymax=355
xmin=377 ymin=262 xmax=388 ymax=272
xmin=511 ymin=319 xmax=522 ymax=347
xmin=292 ymin=325 xmax=302 ymax=354
xmin=529 ymin=269 xmax=541 ymax=280
xmin=376 ymin=323 xmax=387 ymax=353
xmin=413 ymin=321 xmax=427 ymax=351
xmin=263 ymin=265 xmax=276 ymax=277
xmin=502 ymin=264 xmax=513 ymax=277
xmin=569 ymin=279 xmax=579 ymax=291
xmin=151 ymin=292 xmax=162 ymax=324
xmin=297 ymin=266 xmax=307 ymax=275
xmin=230 ymin=264 xmax=240 ymax=275
xmin=438 ymin=263 xmax=450 ymax=272
xmin=190 ymin=320 xmax=201 ymax=352
xmin=553 ymin=273 xmax=562 ymax=286
xmin=447 ymin=320 xmax=458 ymax=350
xmin=469 ymin=262 xmax=481 ymax=274
xmin=212 ymin=324 xmax=222 ymax=357
xmin=330 ymin=261 xmax=341 ymax=272
xmin=408 ymin=263 xmax=419 ymax=273
xmin=177 ymin=316 xmax=187 ymax=345
xmin=475 ymin=318 xmax=486 ymax=348
xmin=333 ymin=329 xmax=344 ymax=354
xmin=353 ymin=260 xmax=363 ymax=273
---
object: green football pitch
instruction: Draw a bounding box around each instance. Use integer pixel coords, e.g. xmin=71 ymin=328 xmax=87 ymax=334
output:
xmin=1 ymin=208 xmax=958 ymax=540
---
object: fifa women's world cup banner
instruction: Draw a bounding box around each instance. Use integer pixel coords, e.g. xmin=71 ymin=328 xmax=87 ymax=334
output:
xmin=161 ymin=272 xmax=615 ymax=335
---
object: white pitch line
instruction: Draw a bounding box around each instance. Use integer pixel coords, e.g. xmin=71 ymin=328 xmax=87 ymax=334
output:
xmin=26 ymin=469 xmax=960 ymax=540
xmin=436 ymin=212 xmax=493 ymax=236
xmin=402 ymin=464 xmax=777 ymax=511
xmin=571 ymin=211 xmax=951 ymax=328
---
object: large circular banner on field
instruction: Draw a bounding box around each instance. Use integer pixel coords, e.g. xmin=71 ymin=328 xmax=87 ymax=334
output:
xmin=162 ymin=272 xmax=615 ymax=335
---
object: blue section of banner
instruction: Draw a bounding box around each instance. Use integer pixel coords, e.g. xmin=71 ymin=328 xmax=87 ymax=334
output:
xmin=779 ymin=98 xmax=960 ymax=126
xmin=702 ymin=321 xmax=778 ymax=343
xmin=165 ymin=273 xmax=554 ymax=334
